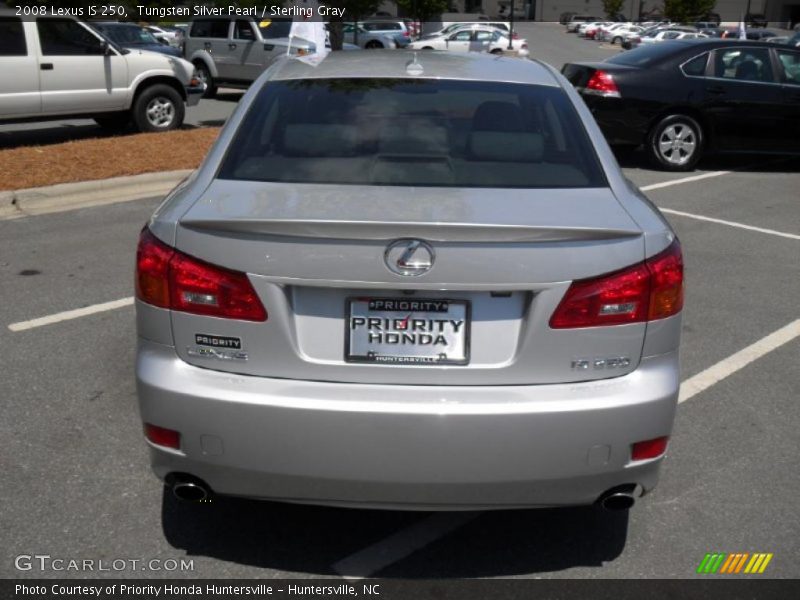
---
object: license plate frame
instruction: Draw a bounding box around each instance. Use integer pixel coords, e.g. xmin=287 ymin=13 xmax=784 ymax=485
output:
xmin=345 ymin=297 xmax=471 ymax=366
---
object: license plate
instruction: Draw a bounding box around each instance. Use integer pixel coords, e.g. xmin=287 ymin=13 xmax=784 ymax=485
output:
xmin=346 ymin=297 xmax=470 ymax=365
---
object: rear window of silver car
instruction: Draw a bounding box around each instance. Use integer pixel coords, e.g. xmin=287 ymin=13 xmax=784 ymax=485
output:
xmin=219 ymin=78 xmax=607 ymax=188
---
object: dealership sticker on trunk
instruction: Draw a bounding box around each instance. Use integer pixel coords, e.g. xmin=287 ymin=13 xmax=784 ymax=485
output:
xmin=186 ymin=334 xmax=248 ymax=362
xmin=346 ymin=298 xmax=470 ymax=365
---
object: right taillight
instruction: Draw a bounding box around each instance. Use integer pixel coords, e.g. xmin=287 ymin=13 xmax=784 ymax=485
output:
xmin=135 ymin=227 xmax=267 ymax=322
xmin=550 ymin=240 xmax=683 ymax=329
xmin=585 ymin=69 xmax=621 ymax=98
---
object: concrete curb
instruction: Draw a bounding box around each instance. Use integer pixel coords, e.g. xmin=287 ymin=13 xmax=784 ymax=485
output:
xmin=0 ymin=169 xmax=193 ymax=220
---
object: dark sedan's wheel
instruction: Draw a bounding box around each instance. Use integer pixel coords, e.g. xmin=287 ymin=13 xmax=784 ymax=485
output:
xmin=365 ymin=40 xmax=384 ymax=49
xmin=194 ymin=62 xmax=217 ymax=99
xmin=647 ymin=114 xmax=703 ymax=171
xmin=132 ymin=84 xmax=185 ymax=133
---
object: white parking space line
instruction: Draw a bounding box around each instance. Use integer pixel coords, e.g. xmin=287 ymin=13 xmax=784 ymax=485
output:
xmin=331 ymin=512 xmax=480 ymax=579
xmin=8 ymin=296 xmax=134 ymax=332
xmin=640 ymin=171 xmax=729 ymax=192
xmin=331 ymin=318 xmax=800 ymax=577
xmin=678 ymin=319 xmax=800 ymax=404
xmin=659 ymin=208 xmax=800 ymax=241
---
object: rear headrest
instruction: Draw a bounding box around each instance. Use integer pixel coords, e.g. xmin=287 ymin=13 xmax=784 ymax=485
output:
xmin=378 ymin=124 xmax=449 ymax=155
xmin=735 ymin=60 xmax=759 ymax=81
xmin=472 ymin=101 xmax=523 ymax=132
xmin=282 ymin=124 xmax=361 ymax=157
xmin=468 ymin=132 xmax=544 ymax=162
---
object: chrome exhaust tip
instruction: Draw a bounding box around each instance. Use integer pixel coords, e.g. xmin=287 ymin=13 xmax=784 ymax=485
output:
xmin=168 ymin=475 xmax=211 ymax=502
xmin=598 ymin=485 xmax=638 ymax=511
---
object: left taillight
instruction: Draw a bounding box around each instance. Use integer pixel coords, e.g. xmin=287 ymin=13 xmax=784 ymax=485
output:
xmin=550 ymin=240 xmax=683 ymax=329
xmin=585 ymin=69 xmax=621 ymax=98
xmin=136 ymin=228 xmax=173 ymax=308
xmin=136 ymin=227 xmax=267 ymax=322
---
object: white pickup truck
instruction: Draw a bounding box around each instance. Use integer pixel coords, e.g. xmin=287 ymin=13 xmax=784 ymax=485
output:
xmin=0 ymin=10 xmax=204 ymax=132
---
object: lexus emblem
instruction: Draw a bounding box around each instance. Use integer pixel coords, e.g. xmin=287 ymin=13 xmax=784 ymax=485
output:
xmin=384 ymin=239 xmax=435 ymax=276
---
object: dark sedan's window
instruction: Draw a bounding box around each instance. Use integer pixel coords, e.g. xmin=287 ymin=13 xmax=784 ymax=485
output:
xmin=219 ymin=78 xmax=607 ymax=189
xmin=776 ymin=50 xmax=800 ymax=85
xmin=714 ymin=48 xmax=774 ymax=82
xmin=607 ymin=42 xmax=687 ymax=67
xmin=682 ymin=53 xmax=709 ymax=76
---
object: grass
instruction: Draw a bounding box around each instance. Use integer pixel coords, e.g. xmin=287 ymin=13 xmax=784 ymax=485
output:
xmin=0 ymin=128 xmax=220 ymax=191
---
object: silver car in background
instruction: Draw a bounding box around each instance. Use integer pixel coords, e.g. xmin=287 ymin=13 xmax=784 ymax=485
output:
xmin=135 ymin=51 xmax=684 ymax=511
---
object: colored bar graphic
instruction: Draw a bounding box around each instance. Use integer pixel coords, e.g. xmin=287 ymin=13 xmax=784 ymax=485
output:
xmin=696 ymin=553 xmax=713 ymax=574
xmin=734 ymin=553 xmax=749 ymax=573
xmin=719 ymin=554 xmax=736 ymax=573
xmin=758 ymin=554 xmax=773 ymax=573
xmin=710 ymin=553 xmax=726 ymax=573
xmin=698 ymin=552 xmax=772 ymax=574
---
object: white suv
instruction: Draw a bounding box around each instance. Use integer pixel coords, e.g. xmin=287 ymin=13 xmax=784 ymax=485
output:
xmin=0 ymin=12 xmax=204 ymax=132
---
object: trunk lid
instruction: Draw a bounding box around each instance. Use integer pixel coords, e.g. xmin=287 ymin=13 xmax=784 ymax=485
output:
xmin=170 ymin=181 xmax=647 ymax=385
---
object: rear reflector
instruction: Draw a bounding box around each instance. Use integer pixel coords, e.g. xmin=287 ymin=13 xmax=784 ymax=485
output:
xmin=144 ymin=423 xmax=180 ymax=450
xmin=136 ymin=228 xmax=267 ymax=321
xmin=585 ymin=69 xmax=621 ymax=98
xmin=550 ymin=239 xmax=683 ymax=328
xmin=631 ymin=436 xmax=669 ymax=461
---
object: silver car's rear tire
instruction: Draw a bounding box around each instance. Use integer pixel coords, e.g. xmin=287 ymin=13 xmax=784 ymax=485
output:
xmin=365 ymin=40 xmax=384 ymax=49
xmin=132 ymin=84 xmax=185 ymax=133
xmin=647 ymin=114 xmax=704 ymax=171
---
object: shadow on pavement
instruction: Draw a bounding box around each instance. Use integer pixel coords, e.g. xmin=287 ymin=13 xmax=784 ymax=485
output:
xmin=161 ymin=491 xmax=628 ymax=577
xmin=614 ymin=147 xmax=800 ymax=174
xmin=0 ymin=122 xmax=111 ymax=150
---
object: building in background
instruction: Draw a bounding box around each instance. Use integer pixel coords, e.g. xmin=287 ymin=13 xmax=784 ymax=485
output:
xmin=385 ymin=0 xmax=798 ymax=27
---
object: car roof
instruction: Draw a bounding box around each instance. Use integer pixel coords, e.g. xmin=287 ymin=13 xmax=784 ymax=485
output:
xmin=269 ymin=51 xmax=559 ymax=87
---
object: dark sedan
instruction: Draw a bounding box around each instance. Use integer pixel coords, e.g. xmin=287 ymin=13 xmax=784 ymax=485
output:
xmin=563 ymin=40 xmax=800 ymax=170
xmin=91 ymin=23 xmax=182 ymax=57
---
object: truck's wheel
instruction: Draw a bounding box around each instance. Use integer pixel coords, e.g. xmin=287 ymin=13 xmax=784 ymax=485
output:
xmin=132 ymin=84 xmax=185 ymax=133
xmin=194 ymin=62 xmax=217 ymax=99
xmin=94 ymin=112 xmax=131 ymax=131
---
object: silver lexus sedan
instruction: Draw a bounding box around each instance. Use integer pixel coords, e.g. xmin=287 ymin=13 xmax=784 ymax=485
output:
xmin=135 ymin=51 xmax=684 ymax=511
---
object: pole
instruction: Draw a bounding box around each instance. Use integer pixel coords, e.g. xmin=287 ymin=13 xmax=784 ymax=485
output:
xmin=508 ymin=1 xmax=515 ymax=50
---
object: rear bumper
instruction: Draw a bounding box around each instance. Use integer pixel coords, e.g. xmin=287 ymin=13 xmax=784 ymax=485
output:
xmin=581 ymin=96 xmax=649 ymax=147
xmin=136 ymin=339 xmax=679 ymax=510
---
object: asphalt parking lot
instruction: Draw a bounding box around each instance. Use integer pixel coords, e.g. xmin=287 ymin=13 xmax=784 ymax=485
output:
xmin=2 ymin=23 xmax=798 ymax=580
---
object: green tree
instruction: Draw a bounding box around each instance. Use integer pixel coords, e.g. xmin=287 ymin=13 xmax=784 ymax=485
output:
xmin=395 ymin=0 xmax=449 ymax=23
xmin=322 ymin=0 xmax=382 ymax=50
xmin=663 ymin=0 xmax=717 ymax=23
xmin=602 ymin=0 xmax=626 ymax=19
